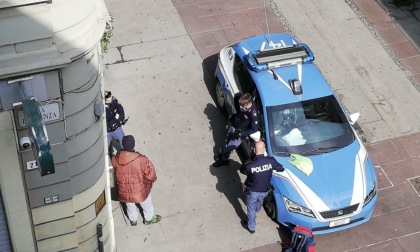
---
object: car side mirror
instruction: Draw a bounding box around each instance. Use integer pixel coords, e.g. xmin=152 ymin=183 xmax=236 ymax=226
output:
xmin=348 ymin=112 xmax=360 ymax=125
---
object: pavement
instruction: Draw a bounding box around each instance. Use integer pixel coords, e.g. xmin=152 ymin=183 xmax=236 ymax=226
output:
xmin=102 ymin=0 xmax=420 ymax=251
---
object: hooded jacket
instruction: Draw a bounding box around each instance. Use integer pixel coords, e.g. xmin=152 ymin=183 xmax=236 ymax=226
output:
xmin=111 ymin=150 xmax=157 ymax=203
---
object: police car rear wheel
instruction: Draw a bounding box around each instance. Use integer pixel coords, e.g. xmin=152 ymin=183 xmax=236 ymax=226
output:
xmin=263 ymin=191 xmax=277 ymax=220
xmin=215 ymin=79 xmax=226 ymax=112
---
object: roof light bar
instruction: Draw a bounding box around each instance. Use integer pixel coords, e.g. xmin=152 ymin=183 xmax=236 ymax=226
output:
xmin=247 ymin=43 xmax=314 ymax=72
xmin=255 ymin=46 xmax=308 ymax=64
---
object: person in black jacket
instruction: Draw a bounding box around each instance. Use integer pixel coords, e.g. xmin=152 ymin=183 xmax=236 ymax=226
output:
xmin=105 ymin=90 xmax=126 ymax=156
xmin=213 ymin=93 xmax=259 ymax=167
xmin=240 ymin=141 xmax=284 ymax=234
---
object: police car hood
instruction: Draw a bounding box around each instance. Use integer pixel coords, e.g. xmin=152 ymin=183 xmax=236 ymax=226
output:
xmin=113 ymin=151 xmax=141 ymax=166
xmin=272 ymin=142 xmax=367 ymax=211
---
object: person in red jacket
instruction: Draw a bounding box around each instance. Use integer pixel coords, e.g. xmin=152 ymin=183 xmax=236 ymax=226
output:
xmin=111 ymin=135 xmax=162 ymax=226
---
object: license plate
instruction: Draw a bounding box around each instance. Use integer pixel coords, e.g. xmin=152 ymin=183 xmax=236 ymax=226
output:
xmin=329 ymin=218 xmax=350 ymax=227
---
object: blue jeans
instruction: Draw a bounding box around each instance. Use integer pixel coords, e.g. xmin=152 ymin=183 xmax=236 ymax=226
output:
xmin=107 ymin=126 xmax=125 ymax=153
xmin=219 ymin=126 xmax=242 ymax=160
xmin=244 ymin=186 xmax=268 ymax=232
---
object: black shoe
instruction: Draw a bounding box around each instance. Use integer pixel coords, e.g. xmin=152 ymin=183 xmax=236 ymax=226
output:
xmin=130 ymin=220 xmax=137 ymax=226
xmin=241 ymin=220 xmax=255 ymax=234
xmin=212 ymin=159 xmax=230 ymax=167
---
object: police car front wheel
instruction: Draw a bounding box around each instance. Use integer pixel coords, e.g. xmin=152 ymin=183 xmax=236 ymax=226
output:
xmin=263 ymin=191 xmax=277 ymax=220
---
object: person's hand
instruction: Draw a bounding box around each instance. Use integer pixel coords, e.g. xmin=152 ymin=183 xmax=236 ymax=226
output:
xmin=228 ymin=114 xmax=237 ymax=125
xmin=233 ymin=130 xmax=241 ymax=140
xmin=228 ymin=115 xmax=233 ymax=125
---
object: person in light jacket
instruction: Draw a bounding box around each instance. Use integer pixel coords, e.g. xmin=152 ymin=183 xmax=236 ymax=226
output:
xmin=112 ymin=135 xmax=161 ymax=226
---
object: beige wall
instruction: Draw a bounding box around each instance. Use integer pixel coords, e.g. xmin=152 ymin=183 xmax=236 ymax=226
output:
xmin=0 ymin=112 xmax=35 ymax=251
xmin=0 ymin=0 xmax=115 ymax=251
xmin=0 ymin=0 xmax=109 ymax=79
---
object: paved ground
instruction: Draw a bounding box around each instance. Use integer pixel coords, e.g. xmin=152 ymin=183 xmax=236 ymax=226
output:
xmin=103 ymin=0 xmax=420 ymax=251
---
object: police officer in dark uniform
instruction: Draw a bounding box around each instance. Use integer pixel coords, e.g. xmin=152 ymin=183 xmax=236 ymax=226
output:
xmin=213 ymin=93 xmax=259 ymax=167
xmin=105 ymin=90 xmax=126 ymax=156
xmin=240 ymin=141 xmax=284 ymax=234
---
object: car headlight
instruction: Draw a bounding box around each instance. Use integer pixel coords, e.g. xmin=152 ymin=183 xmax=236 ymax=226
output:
xmin=363 ymin=182 xmax=376 ymax=206
xmin=283 ymin=196 xmax=315 ymax=218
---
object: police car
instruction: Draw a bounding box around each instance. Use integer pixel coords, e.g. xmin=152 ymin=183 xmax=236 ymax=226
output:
xmin=214 ymin=33 xmax=377 ymax=234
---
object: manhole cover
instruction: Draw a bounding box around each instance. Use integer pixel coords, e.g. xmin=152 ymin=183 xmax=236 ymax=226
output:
xmin=409 ymin=176 xmax=420 ymax=195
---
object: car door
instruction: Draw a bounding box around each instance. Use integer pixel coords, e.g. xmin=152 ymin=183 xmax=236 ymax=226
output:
xmin=233 ymin=57 xmax=256 ymax=97
xmin=216 ymin=47 xmax=241 ymax=115
xmin=253 ymin=93 xmax=266 ymax=142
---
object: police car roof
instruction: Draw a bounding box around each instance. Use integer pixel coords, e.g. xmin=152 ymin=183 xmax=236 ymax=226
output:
xmin=252 ymin=63 xmax=334 ymax=106
xmin=233 ymin=34 xmax=334 ymax=106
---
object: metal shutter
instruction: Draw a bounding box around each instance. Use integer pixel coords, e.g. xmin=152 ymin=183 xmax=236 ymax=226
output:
xmin=0 ymin=192 xmax=12 ymax=252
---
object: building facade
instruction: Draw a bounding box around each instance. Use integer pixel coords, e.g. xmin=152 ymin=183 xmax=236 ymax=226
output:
xmin=0 ymin=0 xmax=115 ymax=251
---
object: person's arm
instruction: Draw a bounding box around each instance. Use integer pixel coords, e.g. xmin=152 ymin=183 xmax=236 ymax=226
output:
xmin=240 ymin=110 xmax=259 ymax=137
xmin=111 ymin=156 xmax=117 ymax=169
xmin=228 ymin=112 xmax=239 ymax=126
xmin=105 ymin=108 xmax=112 ymax=125
xmin=240 ymin=163 xmax=248 ymax=175
xmin=115 ymin=99 xmax=125 ymax=122
xmin=273 ymin=159 xmax=284 ymax=172
xmin=142 ymin=156 xmax=157 ymax=182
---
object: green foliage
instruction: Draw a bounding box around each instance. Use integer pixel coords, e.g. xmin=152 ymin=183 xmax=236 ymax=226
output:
xmin=101 ymin=14 xmax=114 ymax=53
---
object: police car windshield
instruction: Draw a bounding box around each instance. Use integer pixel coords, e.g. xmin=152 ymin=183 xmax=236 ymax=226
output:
xmin=266 ymin=95 xmax=355 ymax=156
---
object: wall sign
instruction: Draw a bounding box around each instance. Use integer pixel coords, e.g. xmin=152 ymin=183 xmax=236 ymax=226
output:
xmin=95 ymin=191 xmax=106 ymax=215
xmin=44 ymin=195 xmax=59 ymax=204
xmin=26 ymin=160 xmax=38 ymax=170
xmin=17 ymin=103 xmax=60 ymax=127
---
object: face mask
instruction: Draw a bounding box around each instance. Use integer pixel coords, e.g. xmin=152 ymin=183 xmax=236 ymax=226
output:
xmin=240 ymin=106 xmax=250 ymax=113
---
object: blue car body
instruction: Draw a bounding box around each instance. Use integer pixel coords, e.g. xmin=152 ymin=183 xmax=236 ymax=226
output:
xmin=214 ymin=33 xmax=377 ymax=234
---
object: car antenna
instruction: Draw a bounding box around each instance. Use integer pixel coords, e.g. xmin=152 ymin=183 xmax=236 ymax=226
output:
xmin=263 ymin=0 xmax=271 ymax=43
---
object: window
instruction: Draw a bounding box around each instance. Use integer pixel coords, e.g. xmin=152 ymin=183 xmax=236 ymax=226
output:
xmin=233 ymin=55 xmax=255 ymax=95
xmin=254 ymin=94 xmax=266 ymax=141
xmin=0 ymin=1 xmax=49 ymax=9
xmin=266 ymin=95 xmax=355 ymax=156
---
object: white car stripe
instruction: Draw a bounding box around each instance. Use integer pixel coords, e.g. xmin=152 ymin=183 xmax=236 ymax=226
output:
xmin=274 ymin=146 xmax=367 ymax=218
xmin=269 ymin=64 xmax=303 ymax=100
xmin=269 ymin=70 xmax=291 ymax=91
xmin=351 ymin=146 xmax=367 ymax=206
xmin=274 ymin=169 xmax=330 ymax=212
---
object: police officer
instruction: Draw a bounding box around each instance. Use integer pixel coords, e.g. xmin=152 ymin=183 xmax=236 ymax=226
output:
xmin=240 ymin=141 xmax=284 ymax=234
xmin=213 ymin=93 xmax=259 ymax=167
xmin=105 ymin=90 xmax=126 ymax=156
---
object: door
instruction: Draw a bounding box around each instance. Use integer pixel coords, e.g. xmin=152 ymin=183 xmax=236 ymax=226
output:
xmin=0 ymin=191 xmax=12 ymax=252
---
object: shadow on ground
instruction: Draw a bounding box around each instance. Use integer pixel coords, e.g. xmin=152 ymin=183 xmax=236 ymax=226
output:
xmin=202 ymin=54 xmax=219 ymax=108
xmin=204 ymin=103 xmax=227 ymax=158
xmin=210 ymin=161 xmax=247 ymax=221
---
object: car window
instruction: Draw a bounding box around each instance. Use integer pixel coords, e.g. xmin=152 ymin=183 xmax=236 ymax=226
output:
xmin=254 ymin=94 xmax=266 ymax=141
xmin=266 ymin=95 xmax=355 ymax=156
xmin=233 ymin=55 xmax=256 ymax=95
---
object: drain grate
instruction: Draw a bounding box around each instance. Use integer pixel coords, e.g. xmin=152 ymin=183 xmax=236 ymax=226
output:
xmin=409 ymin=176 xmax=420 ymax=196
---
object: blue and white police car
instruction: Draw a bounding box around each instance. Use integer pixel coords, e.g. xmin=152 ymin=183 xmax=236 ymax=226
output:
xmin=214 ymin=33 xmax=377 ymax=234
